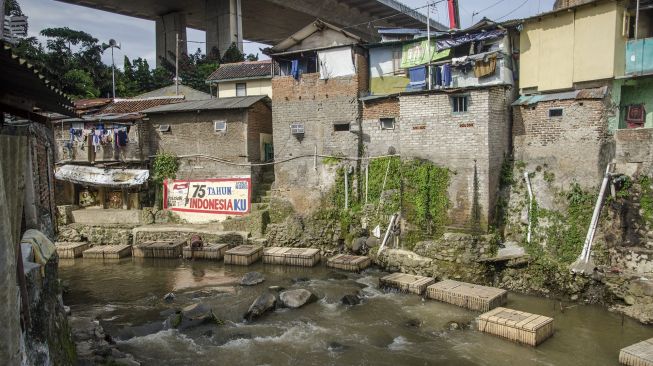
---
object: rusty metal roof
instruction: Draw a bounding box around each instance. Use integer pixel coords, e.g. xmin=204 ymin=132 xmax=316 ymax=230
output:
xmin=142 ymin=95 xmax=269 ymax=114
xmin=55 ymin=165 xmax=149 ymax=187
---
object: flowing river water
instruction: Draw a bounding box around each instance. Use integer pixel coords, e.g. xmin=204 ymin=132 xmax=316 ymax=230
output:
xmin=59 ymin=258 xmax=653 ymax=366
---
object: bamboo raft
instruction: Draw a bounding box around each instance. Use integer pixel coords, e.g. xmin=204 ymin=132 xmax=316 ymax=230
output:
xmin=182 ymin=243 xmax=229 ymax=260
xmin=82 ymin=245 xmax=132 ymax=259
xmin=263 ymin=247 xmax=321 ymax=267
xmin=326 ymin=254 xmax=371 ymax=272
xmin=426 ymin=279 xmax=508 ymax=312
xmin=379 ymin=273 xmax=435 ymax=295
xmin=55 ymin=242 xmax=89 ymax=259
xmin=224 ymin=245 xmax=263 ymax=265
xmin=477 ymin=307 xmax=554 ymax=346
xmin=132 ymin=240 xmax=185 ymax=258
xmin=620 ymin=337 xmax=653 ymax=366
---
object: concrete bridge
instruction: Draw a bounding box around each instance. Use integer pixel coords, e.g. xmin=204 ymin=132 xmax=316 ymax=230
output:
xmin=55 ymin=0 xmax=447 ymax=65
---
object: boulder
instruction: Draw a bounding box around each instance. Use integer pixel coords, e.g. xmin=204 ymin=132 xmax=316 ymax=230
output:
xmin=245 ymin=292 xmax=277 ymax=321
xmin=351 ymin=237 xmax=367 ymax=254
xmin=163 ymin=292 xmax=175 ymax=302
xmin=340 ymin=294 xmax=360 ymax=306
xmin=240 ymin=272 xmax=265 ymax=286
xmin=169 ymin=303 xmax=218 ymax=330
xmin=279 ymin=289 xmax=317 ymax=309
xmin=327 ymin=341 xmax=349 ymax=352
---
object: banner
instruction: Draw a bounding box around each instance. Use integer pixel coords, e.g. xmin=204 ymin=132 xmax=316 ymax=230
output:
xmin=401 ymin=40 xmax=450 ymax=69
xmin=163 ymin=177 xmax=251 ymax=215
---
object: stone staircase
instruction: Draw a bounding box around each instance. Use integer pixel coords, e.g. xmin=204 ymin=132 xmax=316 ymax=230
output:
xmin=253 ymin=167 xmax=275 ymax=204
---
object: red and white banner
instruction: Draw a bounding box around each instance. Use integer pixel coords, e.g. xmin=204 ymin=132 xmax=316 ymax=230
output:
xmin=163 ymin=178 xmax=251 ymax=215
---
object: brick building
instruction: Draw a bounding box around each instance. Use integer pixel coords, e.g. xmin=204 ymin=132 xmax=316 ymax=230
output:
xmin=143 ymin=96 xmax=272 ymax=222
xmin=267 ymin=20 xmax=367 ymax=212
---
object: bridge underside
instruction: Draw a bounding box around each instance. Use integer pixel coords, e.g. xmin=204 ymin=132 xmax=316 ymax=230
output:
xmin=56 ymin=0 xmax=445 ymax=65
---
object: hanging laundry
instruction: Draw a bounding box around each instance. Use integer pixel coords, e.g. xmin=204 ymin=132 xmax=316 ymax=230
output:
xmin=290 ymin=60 xmax=300 ymax=80
xmin=626 ymin=104 xmax=646 ymax=128
xmin=435 ymin=66 xmax=443 ymax=87
xmin=406 ymin=66 xmax=427 ymax=91
xmin=442 ymin=64 xmax=452 ymax=87
xmin=473 ymin=54 xmax=497 ymax=78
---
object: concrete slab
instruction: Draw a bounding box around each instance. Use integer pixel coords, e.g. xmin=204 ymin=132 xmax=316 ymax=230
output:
xmin=71 ymin=208 xmax=141 ymax=225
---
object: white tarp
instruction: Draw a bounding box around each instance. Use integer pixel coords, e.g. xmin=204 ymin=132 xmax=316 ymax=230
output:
xmin=318 ymin=46 xmax=356 ymax=79
xmin=55 ymin=165 xmax=149 ymax=188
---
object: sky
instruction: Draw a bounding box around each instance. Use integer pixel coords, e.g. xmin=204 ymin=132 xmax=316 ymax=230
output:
xmin=19 ymin=0 xmax=555 ymax=68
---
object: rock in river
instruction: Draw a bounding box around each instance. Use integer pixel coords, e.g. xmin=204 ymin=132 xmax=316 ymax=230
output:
xmin=241 ymin=272 xmax=265 ymax=286
xmin=168 ymin=303 xmax=217 ymax=330
xmin=279 ymin=289 xmax=317 ymax=309
xmin=245 ymin=292 xmax=277 ymax=321
xmin=340 ymin=294 xmax=360 ymax=306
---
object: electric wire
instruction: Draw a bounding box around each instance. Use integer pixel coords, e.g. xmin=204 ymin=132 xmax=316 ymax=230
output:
xmin=494 ymin=0 xmax=530 ymax=21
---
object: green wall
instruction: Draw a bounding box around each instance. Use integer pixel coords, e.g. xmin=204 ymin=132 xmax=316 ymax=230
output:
xmin=618 ymin=77 xmax=653 ymax=129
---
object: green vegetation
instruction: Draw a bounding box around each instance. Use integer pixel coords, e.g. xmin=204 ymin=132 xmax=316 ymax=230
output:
xmin=639 ymin=176 xmax=653 ymax=224
xmin=152 ymin=153 xmax=179 ymax=183
xmin=319 ymin=157 xmax=450 ymax=250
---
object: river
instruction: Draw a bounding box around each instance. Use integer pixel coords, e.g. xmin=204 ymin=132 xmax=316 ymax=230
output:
xmin=59 ymin=258 xmax=653 ymax=366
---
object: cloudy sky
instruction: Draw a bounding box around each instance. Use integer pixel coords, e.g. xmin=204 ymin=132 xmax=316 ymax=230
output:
xmin=19 ymin=0 xmax=555 ymax=68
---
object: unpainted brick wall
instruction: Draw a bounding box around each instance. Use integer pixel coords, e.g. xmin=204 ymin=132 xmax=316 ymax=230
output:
xmin=362 ymin=97 xmax=401 ymax=156
xmin=398 ymin=87 xmax=512 ymax=228
xmin=148 ymin=102 xmax=271 ymax=181
xmin=271 ymin=49 xmax=368 ymax=212
xmin=513 ymin=98 xmax=614 ymax=188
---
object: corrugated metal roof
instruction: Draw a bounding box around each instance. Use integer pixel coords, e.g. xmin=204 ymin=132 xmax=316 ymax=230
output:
xmin=512 ymin=86 xmax=608 ymax=106
xmin=142 ymin=95 xmax=268 ymax=114
xmin=55 ymin=165 xmax=149 ymax=188
xmin=206 ymin=60 xmax=274 ymax=82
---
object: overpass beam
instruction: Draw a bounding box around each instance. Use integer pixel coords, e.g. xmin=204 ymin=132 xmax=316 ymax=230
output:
xmin=205 ymin=0 xmax=243 ymax=58
xmin=155 ymin=12 xmax=187 ymax=68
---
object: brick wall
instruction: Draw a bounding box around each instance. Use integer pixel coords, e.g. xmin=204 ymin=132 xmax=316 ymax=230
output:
xmin=246 ymin=101 xmax=273 ymax=162
xmin=398 ymin=86 xmax=512 ymax=228
xmin=615 ymin=127 xmax=653 ymax=171
xmin=148 ymin=108 xmax=251 ymax=180
xmin=513 ymin=98 xmax=613 ymax=188
xmin=272 ymin=51 xmax=367 ymax=212
xmin=362 ymin=97 xmax=401 ymax=156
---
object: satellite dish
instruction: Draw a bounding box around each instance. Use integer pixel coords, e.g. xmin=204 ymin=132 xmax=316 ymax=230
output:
xmin=108 ymin=39 xmax=121 ymax=49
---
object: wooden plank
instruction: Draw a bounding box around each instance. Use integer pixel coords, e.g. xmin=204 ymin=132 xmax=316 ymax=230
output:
xmin=379 ymin=273 xmax=435 ymax=295
xmin=224 ymin=245 xmax=262 ymax=265
xmin=82 ymin=245 xmax=132 ymax=259
xmin=620 ymin=338 xmax=653 ymax=366
xmin=133 ymin=240 xmax=185 ymax=258
xmin=326 ymin=254 xmax=371 ymax=272
xmin=182 ymin=243 xmax=228 ymax=260
xmin=478 ymin=307 xmax=554 ymax=346
xmin=55 ymin=242 xmax=89 ymax=259
xmin=426 ymin=280 xmax=508 ymax=312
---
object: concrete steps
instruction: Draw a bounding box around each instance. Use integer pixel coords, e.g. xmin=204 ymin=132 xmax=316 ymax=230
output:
xmin=131 ymin=225 xmax=250 ymax=247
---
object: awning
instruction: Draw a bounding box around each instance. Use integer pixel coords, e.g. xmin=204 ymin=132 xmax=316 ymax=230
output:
xmin=55 ymin=165 xmax=149 ymax=188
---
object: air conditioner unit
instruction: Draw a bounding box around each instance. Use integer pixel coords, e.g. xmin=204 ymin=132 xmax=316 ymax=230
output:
xmin=214 ymin=120 xmax=227 ymax=132
xmin=158 ymin=124 xmax=171 ymax=132
xmin=290 ymin=122 xmax=304 ymax=135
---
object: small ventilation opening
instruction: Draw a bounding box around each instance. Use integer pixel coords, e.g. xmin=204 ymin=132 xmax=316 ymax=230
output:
xmin=158 ymin=125 xmax=171 ymax=132
xmin=548 ymin=108 xmax=563 ymax=118
xmin=380 ymin=118 xmax=395 ymax=130
xmin=333 ymin=123 xmax=350 ymax=132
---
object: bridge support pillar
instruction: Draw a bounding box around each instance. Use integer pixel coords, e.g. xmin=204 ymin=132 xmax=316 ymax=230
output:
xmin=155 ymin=12 xmax=187 ymax=68
xmin=205 ymin=0 xmax=243 ymax=58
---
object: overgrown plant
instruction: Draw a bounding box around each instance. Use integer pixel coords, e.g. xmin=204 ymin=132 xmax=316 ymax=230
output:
xmin=152 ymin=152 xmax=179 ymax=208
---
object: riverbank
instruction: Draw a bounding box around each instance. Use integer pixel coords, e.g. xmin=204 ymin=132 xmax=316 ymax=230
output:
xmin=59 ymin=258 xmax=653 ymax=366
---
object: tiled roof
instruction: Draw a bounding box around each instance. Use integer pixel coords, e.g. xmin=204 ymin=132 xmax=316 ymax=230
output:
xmin=206 ymin=60 xmax=274 ymax=82
xmin=135 ymin=85 xmax=211 ymax=101
xmin=142 ymin=96 xmax=269 ymax=114
xmin=100 ymin=96 xmax=185 ymax=114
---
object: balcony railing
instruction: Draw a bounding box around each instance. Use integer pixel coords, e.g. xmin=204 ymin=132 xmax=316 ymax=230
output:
xmin=626 ymin=38 xmax=653 ymax=76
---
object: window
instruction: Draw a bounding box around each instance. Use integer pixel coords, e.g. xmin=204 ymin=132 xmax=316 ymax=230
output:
xmin=333 ymin=122 xmax=350 ymax=132
xmin=158 ymin=125 xmax=171 ymax=132
xmin=451 ymin=96 xmax=468 ymax=113
xmin=236 ymin=82 xmax=247 ymax=97
xmin=214 ymin=120 xmax=226 ymax=132
xmin=380 ymin=118 xmax=395 ymax=130
xmin=548 ymin=108 xmax=563 ymax=118
xmin=290 ymin=122 xmax=304 ymax=135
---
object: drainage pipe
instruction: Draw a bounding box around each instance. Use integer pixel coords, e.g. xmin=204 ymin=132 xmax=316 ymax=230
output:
xmin=524 ymin=171 xmax=534 ymax=244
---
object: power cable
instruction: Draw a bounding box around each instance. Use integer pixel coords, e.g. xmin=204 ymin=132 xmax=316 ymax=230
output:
xmin=494 ymin=0 xmax=530 ymax=21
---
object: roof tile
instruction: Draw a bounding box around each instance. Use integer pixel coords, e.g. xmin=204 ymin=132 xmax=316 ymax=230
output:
xmin=207 ymin=60 xmax=274 ymax=81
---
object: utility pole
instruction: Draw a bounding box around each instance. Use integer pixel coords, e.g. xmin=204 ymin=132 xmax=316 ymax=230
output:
xmin=636 ymin=0 xmax=641 ymax=40
xmin=426 ymin=0 xmax=432 ymax=90
xmin=175 ymin=32 xmax=179 ymax=96
xmin=103 ymin=39 xmax=121 ymax=99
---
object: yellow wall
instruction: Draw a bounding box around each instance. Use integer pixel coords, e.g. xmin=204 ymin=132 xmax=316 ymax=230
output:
xmin=520 ymin=1 xmax=625 ymax=92
xmin=218 ymin=79 xmax=272 ymax=98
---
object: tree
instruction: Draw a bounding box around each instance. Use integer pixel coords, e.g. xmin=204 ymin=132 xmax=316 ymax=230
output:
xmin=62 ymin=69 xmax=99 ymax=98
xmin=221 ymin=42 xmax=245 ymax=63
xmin=4 ymin=0 xmax=24 ymax=16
